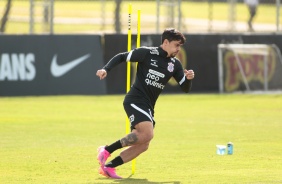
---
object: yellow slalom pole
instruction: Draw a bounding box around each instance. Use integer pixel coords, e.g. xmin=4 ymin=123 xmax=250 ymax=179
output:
xmin=131 ymin=9 xmax=141 ymax=175
xmin=137 ymin=10 xmax=141 ymax=48
xmin=136 ymin=9 xmax=141 ymax=67
xmin=126 ymin=4 xmax=132 ymax=135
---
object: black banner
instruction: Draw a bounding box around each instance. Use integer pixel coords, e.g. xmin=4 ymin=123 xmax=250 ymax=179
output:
xmin=1 ymin=34 xmax=281 ymax=96
xmin=0 ymin=35 xmax=106 ymax=96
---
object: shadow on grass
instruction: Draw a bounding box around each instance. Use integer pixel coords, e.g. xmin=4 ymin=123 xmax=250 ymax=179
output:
xmin=114 ymin=178 xmax=180 ymax=184
xmin=95 ymin=175 xmax=181 ymax=184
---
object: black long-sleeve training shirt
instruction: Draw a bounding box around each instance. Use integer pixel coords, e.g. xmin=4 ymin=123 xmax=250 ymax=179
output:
xmin=103 ymin=46 xmax=192 ymax=110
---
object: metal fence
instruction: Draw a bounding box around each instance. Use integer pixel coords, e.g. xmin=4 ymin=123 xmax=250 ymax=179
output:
xmin=0 ymin=0 xmax=281 ymax=34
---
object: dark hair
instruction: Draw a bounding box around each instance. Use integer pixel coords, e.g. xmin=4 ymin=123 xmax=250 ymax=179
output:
xmin=161 ymin=28 xmax=186 ymax=44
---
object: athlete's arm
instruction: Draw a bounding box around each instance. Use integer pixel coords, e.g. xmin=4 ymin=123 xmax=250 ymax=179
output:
xmin=102 ymin=52 xmax=128 ymax=72
xmin=96 ymin=47 xmax=149 ymax=80
xmin=96 ymin=52 xmax=127 ymax=80
xmin=184 ymin=69 xmax=195 ymax=80
xmin=126 ymin=47 xmax=148 ymax=62
xmin=96 ymin=69 xmax=107 ymax=80
xmin=173 ymin=61 xmax=194 ymax=93
xmin=181 ymin=69 xmax=194 ymax=93
xmin=102 ymin=47 xmax=148 ymax=72
xmin=96 ymin=52 xmax=128 ymax=80
xmin=179 ymin=76 xmax=192 ymax=93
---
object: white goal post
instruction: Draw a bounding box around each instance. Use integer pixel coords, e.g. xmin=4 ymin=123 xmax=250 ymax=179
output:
xmin=218 ymin=44 xmax=282 ymax=93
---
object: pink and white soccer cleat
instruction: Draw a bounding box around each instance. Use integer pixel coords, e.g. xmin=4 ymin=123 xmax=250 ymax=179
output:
xmin=97 ymin=146 xmax=110 ymax=167
xmin=98 ymin=166 xmax=109 ymax=178
xmin=102 ymin=166 xmax=122 ymax=179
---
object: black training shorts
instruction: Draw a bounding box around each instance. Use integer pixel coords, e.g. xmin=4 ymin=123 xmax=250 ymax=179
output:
xmin=123 ymin=103 xmax=155 ymax=131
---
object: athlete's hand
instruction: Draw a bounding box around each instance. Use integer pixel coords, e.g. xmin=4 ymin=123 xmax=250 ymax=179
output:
xmin=184 ymin=69 xmax=195 ymax=80
xmin=96 ymin=69 xmax=107 ymax=80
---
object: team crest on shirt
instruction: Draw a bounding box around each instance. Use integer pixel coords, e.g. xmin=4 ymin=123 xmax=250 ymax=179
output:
xmin=167 ymin=62 xmax=174 ymax=72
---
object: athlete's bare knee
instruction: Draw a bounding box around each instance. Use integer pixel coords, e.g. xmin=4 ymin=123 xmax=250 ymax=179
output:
xmin=137 ymin=130 xmax=153 ymax=143
xmin=134 ymin=121 xmax=154 ymax=143
xmin=144 ymin=131 xmax=154 ymax=142
xmin=140 ymin=142 xmax=150 ymax=152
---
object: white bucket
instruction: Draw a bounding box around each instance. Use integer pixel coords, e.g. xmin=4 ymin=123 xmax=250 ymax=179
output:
xmin=216 ymin=145 xmax=226 ymax=155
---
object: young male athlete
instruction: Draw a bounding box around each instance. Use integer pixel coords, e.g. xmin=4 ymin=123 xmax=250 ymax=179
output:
xmin=96 ymin=28 xmax=195 ymax=179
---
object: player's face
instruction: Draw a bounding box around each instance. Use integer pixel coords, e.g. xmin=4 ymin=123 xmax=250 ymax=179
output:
xmin=164 ymin=40 xmax=183 ymax=57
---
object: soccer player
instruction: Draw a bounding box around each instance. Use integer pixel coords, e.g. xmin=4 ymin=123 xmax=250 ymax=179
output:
xmin=96 ymin=28 xmax=195 ymax=179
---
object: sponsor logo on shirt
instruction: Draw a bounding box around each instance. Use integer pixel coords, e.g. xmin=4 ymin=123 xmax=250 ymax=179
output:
xmin=150 ymin=49 xmax=159 ymax=55
xmin=145 ymin=69 xmax=165 ymax=89
xmin=150 ymin=59 xmax=158 ymax=67
xmin=148 ymin=69 xmax=165 ymax=78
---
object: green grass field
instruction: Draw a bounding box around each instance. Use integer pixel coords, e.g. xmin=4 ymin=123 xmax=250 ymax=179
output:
xmin=1 ymin=94 xmax=282 ymax=183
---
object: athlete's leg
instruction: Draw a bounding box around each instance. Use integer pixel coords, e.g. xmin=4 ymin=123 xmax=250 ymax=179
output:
xmin=99 ymin=121 xmax=153 ymax=167
xmin=121 ymin=121 xmax=154 ymax=147
xmin=120 ymin=121 xmax=154 ymax=163
xmin=98 ymin=121 xmax=153 ymax=179
xmin=120 ymin=142 xmax=150 ymax=163
xmin=105 ymin=121 xmax=154 ymax=165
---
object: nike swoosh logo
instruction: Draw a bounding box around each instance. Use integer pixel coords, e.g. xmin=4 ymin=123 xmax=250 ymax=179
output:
xmin=51 ymin=54 xmax=91 ymax=77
